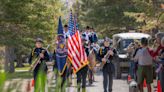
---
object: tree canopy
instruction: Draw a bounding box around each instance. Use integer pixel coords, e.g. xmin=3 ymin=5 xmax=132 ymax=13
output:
xmin=0 ymin=0 xmax=65 ymax=46
xmin=0 ymin=0 xmax=66 ymax=71
xmin=76 ymin=0 xmax=164 ymax=37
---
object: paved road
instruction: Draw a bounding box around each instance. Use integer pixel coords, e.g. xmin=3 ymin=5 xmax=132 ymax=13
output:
xmin=65 ymin=72 xmax=129 ymax=92
xmin=5 ymin=72 xmax=158 ymax=92
xmin=4 ymin=67 xmax=157 ymax=92
xmin=50 ymin=72 xmax=157 ymax=92
xmin=47 ymin=71 xmax=129 ymax=92
xmin=46 ymin=65 xmax=129 ymax=92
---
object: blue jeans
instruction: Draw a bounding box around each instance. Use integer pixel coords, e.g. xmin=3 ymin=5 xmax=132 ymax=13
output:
xmin=129 ymin=61 xmax=136 ymax=79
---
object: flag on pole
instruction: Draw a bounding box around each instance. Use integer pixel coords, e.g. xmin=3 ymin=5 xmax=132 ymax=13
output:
xmin=74 ymin=14 xmax=79 ymax=30
xmin=67 ymin=11 xmax=88 ymax=74
xmin=57 ymin=16 xmax=64 ymax=35
xmin=68 ymin=10 xmax=74 ymax=34
xmin=56 ymin=16 xmax=67 ymax=75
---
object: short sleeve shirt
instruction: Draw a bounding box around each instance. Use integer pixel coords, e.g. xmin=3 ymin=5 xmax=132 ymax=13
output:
xmin=135 ymin=47 xmax=153 ymax=66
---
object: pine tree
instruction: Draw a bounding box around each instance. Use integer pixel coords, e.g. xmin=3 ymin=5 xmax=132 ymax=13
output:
xmin=0 ymin=0 xmax=65 ymax=72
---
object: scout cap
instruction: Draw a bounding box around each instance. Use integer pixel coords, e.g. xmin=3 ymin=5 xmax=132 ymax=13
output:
xmin=35 ymin=38 xmax=43 ymax=43
xmin=104 ymin=37 xmax=110 ymax=42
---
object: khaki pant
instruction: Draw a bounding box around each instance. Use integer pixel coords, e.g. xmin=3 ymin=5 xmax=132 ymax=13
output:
xmin=137 ymin=65 xmax=153 ymax=84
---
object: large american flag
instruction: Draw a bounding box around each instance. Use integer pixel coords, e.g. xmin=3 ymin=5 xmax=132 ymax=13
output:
xmin=67 ymin=12 xmax=88 ymax=73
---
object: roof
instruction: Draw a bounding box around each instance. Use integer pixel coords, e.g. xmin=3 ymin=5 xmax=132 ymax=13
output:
xmin=113 ymin=33 xmax=151 ymax=39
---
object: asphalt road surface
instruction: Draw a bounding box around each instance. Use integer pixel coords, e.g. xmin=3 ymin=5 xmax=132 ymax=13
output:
xmin=46 ymin=66 xmax=157 ymax=92
xmin=65 ymin=72 xmax=129 ymax=92
xmin=4 ymin=66 xmax=157 ymax=92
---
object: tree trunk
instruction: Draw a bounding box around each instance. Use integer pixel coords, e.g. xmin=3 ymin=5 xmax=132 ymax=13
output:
xmin=0 ymin=46 xmax=6 ymax=70
xmin=4 ymin=47 xmax=9 ymax=72
xmin=4 ymin=46 xmax=15 ymax=73
xmin=16 ymin=56 xmax=24 ymax=67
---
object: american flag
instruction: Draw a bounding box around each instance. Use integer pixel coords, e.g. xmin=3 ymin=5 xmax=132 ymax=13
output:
xmin=67 ymin=11 xmax=88 ymax=73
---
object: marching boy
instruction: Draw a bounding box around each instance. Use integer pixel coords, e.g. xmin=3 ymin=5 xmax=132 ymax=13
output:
xmin=76 ymin=37 xmax=89 ymax=92
xmin=98 ymin=37 xmax=116 ymax=92
xmin=29 ymin=38 xmax=49 ymax=92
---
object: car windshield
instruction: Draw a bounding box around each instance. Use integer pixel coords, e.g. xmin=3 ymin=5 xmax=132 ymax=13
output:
xmin=117 ymin=39 xmax=134 ymax=54
xmin=122 ymin=39 xmax=134 ymax=49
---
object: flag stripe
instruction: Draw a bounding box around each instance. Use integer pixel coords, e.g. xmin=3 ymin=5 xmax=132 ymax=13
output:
xmin=77 ymin=31 xmax=84 ymax=60
xmin=68 ymin=48 xmax=81 ymax=68
xmin=68 ymin=36 xmax=80 ymax=60
xmin=68 ymin=54 xmax=78 ymax=70
xmin=68 ymin=47 xmax=81 ymax=68
xmin=68 ymin=38 xmax=81 ymax=67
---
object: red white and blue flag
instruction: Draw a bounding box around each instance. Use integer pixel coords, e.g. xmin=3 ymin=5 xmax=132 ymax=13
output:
xmin=67 ymin=11 xmax=88 ymax=73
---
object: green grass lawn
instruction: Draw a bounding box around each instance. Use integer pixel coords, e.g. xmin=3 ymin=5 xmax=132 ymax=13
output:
xmin=6 ymin=71 xmax=33 ymax=79
xmin=15 ymin=64 xmax=30 ymax=71
xmin=0 ymin=63 xmax=32 ymax=80
xmin=8 ymin=63 xmax=32 ymax=79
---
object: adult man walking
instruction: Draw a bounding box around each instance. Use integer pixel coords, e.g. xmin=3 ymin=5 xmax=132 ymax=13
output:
xmin=134 ymin=38 xmax=153 ymax=92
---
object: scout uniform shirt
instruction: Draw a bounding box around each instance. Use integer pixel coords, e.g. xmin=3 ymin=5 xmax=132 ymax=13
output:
xmin=64 ymin=31 xmax=70 ymax=39
xmin=29 ymin=48 xmax=49 ymax=72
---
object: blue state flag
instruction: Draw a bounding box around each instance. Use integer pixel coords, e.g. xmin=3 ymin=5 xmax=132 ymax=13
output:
xmin=58 ymin=16 xmax=64 ymax=35
xmin=56 ymin=47 xmax=67 ymax=75
xmin=56 ymin=17 xmax=67 ymax=75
